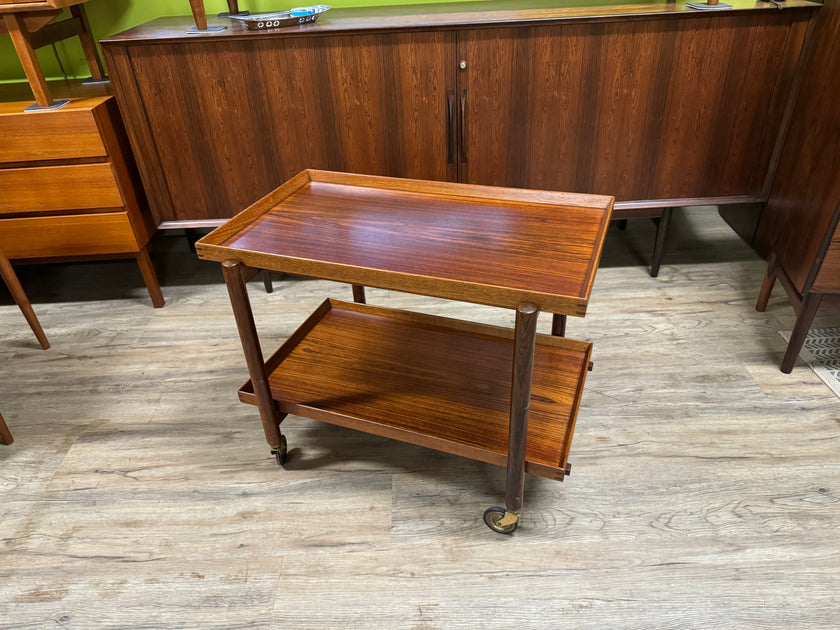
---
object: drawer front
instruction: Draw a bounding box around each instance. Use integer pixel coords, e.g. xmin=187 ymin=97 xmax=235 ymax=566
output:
xmin=0 ymin=163 xmax=124 ymax=215
xmin=0 ymin=107 xmax=107 ymax=163
xmin=0 ymin=212 xmax=140 ymax=259
xmin=813 ymin=241 xmax=840 ymax=293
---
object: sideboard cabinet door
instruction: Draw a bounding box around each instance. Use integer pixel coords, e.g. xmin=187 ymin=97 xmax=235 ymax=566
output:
xmin=457 ymin=13 xmax=804 ymax=201
xmin=123 ymin=31 xmax=455 ymax=222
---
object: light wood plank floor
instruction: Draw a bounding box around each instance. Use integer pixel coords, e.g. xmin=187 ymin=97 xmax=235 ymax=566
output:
xmin=1 ymin=208 xmax=839 ymax=629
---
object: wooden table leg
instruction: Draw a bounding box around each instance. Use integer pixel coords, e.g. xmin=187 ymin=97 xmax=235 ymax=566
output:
xmin=69 ymin=4 xmax=106 ymax=81
xmin=781 ymin=292 xmax=822 ymax=374
xmin=352 ymin=285 xmax=366 ymax=304
xmin=755 ymin=253 xmax=778 ymax=312
xmin=0 ymin=411 xmax=13 ymax=446
xmin=484 ymin=302 xmax=538 ymax=534
xmin=0 ymin=249 xmax=49 ymax=349
xmin=2 ymin=13 xmax=58 ymax=109
xmin=187 ymin=0 xmax=226 ymax=31
xmin=222 ymin=259 xmax=288 ymax=464
xmin=135 ymin=246 xmax=165 ymax=308
xmin=188 ymin=0 xmax=208 ymax=30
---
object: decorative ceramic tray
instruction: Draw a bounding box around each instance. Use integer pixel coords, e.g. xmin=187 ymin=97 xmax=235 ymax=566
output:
xmin=230 ymin=5 xmax=330 ymax=30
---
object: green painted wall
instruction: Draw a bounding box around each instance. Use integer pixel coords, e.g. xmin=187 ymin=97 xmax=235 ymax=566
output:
xmin=1 ymin=0 xmax=480 ymax=82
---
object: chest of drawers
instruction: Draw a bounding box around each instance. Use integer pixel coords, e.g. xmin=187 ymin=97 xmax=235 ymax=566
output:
xmin=0 ymin=80 xmax=163 ymax=307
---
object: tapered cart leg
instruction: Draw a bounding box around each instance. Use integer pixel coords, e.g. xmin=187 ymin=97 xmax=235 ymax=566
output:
xmin=222 ymin=259 xmax=288 ymax=464
xmin=484 ymin=302 xmax=539 ymax=534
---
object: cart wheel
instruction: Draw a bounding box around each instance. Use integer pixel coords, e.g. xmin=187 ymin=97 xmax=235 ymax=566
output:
xmin=483 ymin=507 xmax=519 ymax=534
xmin=271 ymin=435 xmax=288 ymax=467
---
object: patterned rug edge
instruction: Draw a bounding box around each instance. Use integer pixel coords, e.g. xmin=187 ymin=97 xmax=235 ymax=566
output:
xmin=779 ymin=327 xmax=840 ymax=398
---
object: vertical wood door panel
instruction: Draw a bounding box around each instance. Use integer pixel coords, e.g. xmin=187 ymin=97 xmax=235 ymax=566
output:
xmin=458 ymin=14 xmax=797 ymax=201
xmin=127 ymin=32 xmax=454 ymax=222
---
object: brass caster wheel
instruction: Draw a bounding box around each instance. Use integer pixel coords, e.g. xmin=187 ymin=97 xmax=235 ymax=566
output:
xmin=483 ymin=507 xmax=519 ymax=534
xmin=270 ymin=435 xmax=288 ymax=467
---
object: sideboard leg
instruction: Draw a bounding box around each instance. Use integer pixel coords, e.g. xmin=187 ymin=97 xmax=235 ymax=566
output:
xmin=261 ymin=270 xmax=274 ymax=293
xmin=222 ymin=259 xmax=285 ymax=453
xmin=484 ymin=302 xmax=539 ymax=534
xmin=780 ymin=292 xmax=822 ymax=374
xmin=551 ymin=313 xmax=566 ymax=337
xmin=756 ymin=253 xmax=778 ymax=312
xmin=650 ymin=207 xmax=673 ymax=278
xmin=135 ymin=246 xmax=165 ymax=308
xmin=352 ymin=285 xmax=366 ymax=304
xmin=0 ymin=411 xmax=14 ymax=445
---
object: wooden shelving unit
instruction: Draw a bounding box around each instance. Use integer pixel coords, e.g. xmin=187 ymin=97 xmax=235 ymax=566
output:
xmin=197 ymin=169 xmax=613 ymax=533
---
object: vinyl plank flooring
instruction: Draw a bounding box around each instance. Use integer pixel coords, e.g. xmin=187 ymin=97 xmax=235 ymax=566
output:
xmin=2 ymin=210 xmax=840 ymax=628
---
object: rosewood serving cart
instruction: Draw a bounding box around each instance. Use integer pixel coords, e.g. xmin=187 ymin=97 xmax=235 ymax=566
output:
xmin=197 ymin=170 xmax=613 ymax=533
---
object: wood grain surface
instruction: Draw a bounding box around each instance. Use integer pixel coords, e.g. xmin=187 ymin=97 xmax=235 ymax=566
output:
xmin=99 ymin=0 xmax=820 ymax=43
xmin=1 ymin=208 xmax=839 ymax=627
xmin=101 ymin=1 xmax=816 ymax=223
xmin=197 ymin=171 xmax=613 ymax=316
xmin=244 ymin=299 xmax=589 ymax=479
xmin=0 ymin=163 xmax=123 ymax=215
xmin=755 ymin=0 xmax=840 ymax=294
xmin=458 ymin=12 xmax=805 ymax=200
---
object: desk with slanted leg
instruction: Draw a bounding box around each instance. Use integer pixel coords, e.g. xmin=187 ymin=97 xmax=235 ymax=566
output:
xmin=197 ymin=170 xmax=613 ymax=534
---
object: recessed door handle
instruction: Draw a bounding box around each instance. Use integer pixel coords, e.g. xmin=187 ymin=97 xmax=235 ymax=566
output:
xmin=459 ymin=89 xmax=467 ymax=163
xmin=447 ymin=90 xmax=456 ymax=164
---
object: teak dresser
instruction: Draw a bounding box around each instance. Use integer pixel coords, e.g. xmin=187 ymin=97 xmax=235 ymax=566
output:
xmin=0 ymin=80 xmax=163 ymax=307
xmin=197 ymin=170 xmax=613 ymax=534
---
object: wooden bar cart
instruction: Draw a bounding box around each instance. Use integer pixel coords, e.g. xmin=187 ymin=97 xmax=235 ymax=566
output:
xmin=197 ymin=170 xmax=613 ymax=534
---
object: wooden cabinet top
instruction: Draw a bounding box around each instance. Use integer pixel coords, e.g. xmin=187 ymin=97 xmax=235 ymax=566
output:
xmin=101 ymin=0 xmax=820 ymax=44
xmin=0 ymin=79 xmax=111 ymax=115
xmin=196 ymin=170 xmax=614 ymax=315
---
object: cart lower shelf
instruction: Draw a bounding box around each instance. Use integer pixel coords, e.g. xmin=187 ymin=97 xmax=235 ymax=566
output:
xmin=239 ymin=299 xmax=592 ymax=481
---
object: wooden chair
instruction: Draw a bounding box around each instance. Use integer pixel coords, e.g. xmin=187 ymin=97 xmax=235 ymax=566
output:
xmin=0 ymin=410 xmax=13 ymax=445
xmin=1 ymin=247 xmax=50 ymax=350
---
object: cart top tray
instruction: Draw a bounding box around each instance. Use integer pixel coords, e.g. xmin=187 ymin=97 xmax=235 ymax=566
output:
xmin=197 ymin=171 xmax=613 ymax=316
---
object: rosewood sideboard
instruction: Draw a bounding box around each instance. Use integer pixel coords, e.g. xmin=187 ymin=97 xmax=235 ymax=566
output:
xmin=100 ymin=0 xmax=820 ymax=238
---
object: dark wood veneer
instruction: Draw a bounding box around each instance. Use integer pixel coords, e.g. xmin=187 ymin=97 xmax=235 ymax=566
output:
xmin=101 ymin=1 xmax=818 ymax=225
xmin=754 ymin=0 xmax=840 ymax=373
xmin=197 ymin=170 xmax=614 ymax=315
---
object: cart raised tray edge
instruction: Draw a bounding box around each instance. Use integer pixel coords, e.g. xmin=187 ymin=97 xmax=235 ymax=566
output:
xmin=238 ymin=298 xmax=593 ymax=481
